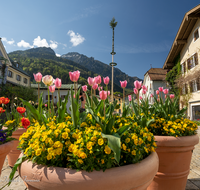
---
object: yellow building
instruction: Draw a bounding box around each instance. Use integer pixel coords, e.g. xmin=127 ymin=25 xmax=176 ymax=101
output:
xmin=163 ymin=5 xmax=200 ymax=120
xmin=0 ymin=38 xmax=30 ymax=87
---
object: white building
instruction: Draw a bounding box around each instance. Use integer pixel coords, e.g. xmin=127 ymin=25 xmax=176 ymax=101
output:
xmin=141 ymin=68 xmax=168 ymax=103
xmin=31 ymin=83 xmax=80 ymax=113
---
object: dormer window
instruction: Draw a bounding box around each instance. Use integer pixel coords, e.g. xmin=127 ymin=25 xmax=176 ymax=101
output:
xmin=194 ymin=29 xmax=199 ymax=42
xmin=16 ymin=63 xmax=19 ymax=67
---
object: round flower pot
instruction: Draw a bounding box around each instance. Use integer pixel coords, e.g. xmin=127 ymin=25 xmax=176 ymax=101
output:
xmin=18 ymin=152 xmax=159 ymax=190
xmin=147 ymin=135 xmax=199 ymax=190
xmin=0 ymin=140 xmax=14 ymax=175
xmin=7 ymin=128 xmax=26 ymax=167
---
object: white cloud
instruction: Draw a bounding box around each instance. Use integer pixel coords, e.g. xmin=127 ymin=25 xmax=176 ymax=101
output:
xmin=50 ymin=40 xmax=58 ymax=49
xmin=17 ymin=40 xmax=33 ymax=48
xmin=56 ymin=53 xmax=61 ymax=57
xmin=33 ymin=36 xmax=49 ymax=47
xmin=67 ymin=30 xmax=85 ymax=46
xmin=2 ymin=37 xmax=15 ymax=45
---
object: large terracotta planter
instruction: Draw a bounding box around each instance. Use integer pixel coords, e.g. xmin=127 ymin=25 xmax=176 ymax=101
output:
xmin=18 ymin=152 xmax=159 ymax=190
xmin=147 ymin=135 xmax=199 ymax=190
xmin=7 ymin=128 xmax=26 ymax=167
xmin=0 ymin=141 xmax=14 ymax=175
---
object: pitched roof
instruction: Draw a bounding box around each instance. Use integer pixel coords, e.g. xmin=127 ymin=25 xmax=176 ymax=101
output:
xmin=9 ymin=59 xmax=31 ymax=77
xmin=145 ymin=68 xmax=167 ymax=81
xmin=163 ymin=4 xmax=200 ymax=69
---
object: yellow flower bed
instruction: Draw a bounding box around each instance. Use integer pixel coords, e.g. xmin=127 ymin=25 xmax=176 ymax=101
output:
xmin=18 ymin=114 xmax=156 ymax=171
xmin=149 ymin=116 xmax=198 ymax=136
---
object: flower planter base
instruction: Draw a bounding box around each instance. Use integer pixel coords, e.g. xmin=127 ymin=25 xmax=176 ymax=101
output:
xmin=147 ymin=135 xmax=199 ymax=190
xmin=0 ymin=141 xmax=14 ymax=175
xmin=18 ymin=152 xmax=159 ymax=190
xmin=7 ymin=128 xmax=26 ymax=167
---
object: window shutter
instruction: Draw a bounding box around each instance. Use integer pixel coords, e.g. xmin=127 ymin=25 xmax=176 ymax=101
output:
xmin=187 ymin=59 xmax=191 ymax=70
xmin=183 ymin=62 xmax=186 ymax=73
xmin=189 ymin=81 xmax=193 ymax=92
xmin=194 ymin=53 xmax=198 ymax=66
xmin=197 ymin=78 xmax=200 ymax=91
xmin=185 ymin=84 xmax=188 ymax=94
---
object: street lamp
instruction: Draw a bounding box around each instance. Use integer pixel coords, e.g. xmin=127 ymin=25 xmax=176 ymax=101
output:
xmin=109 ymin=17 xmax=117 ymax=102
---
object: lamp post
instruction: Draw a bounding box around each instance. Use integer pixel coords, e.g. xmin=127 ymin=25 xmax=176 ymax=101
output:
xmin=109 ymin=17 xmax=117 ymax=102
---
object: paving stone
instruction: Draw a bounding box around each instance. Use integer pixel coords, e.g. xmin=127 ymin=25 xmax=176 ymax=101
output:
xmin=186 ymin=180 xmax=199 ymax=190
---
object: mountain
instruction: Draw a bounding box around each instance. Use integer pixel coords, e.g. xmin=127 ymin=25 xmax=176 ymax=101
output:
xmin=8 ymin=47 xmax=141 ymax=93
xmin=61 ymin=52 xmax=142 ymax=90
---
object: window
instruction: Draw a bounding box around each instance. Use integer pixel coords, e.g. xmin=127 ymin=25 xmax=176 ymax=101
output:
xmin=24 ymin=78 xmax=27 ymax=84
xmin=189 ymin=80 xmax=197 ymax=93
xmin=8 ymin=70 xmax=12 ymax=77
xmin=61 ymin=95 xmax=65 ymax=100
xmin=16 ymin=63 xmax=19 ymax=68
xmin=194 ymin=29 xmax=199 ymax=42
xmin=192 ymin=105 xmax=200 ymax=120
xmin=16 ymin=75 xmax=21 ymax=81
xmin=187 ymin=53 xmax=198 ymax=70
xmin=181 ymin=62 xmax=186 ymax=73
xmin=46 ymin=95 xmax=52 ymax=100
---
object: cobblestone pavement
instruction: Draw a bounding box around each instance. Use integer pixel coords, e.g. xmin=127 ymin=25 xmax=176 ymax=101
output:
xmin=0 ymin=127 xmax=200 ymax=190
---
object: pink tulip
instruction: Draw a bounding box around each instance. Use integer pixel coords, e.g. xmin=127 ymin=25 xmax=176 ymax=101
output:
xmin=49 ymin=85 xmax=55 ymax=93
xmin=158 ymin=87 xmax=163 ymax=92
xmin=139 ymin=96 xmax=142 ymax=100
xmin=95 ymin=75 xmax=102 ymax=84
xmin=98 ymin=86 xmax=103 ymax=91
xmin=128 ymin=95 xmax=132 ymax=101
xmin=170 ymin=94 xmax=175 ymax=99
xmin=92 ymin=83 xmax=98 ymax=90
xmin=88 ymin=77 xmax=95 ymax=86
xmin=163 ymin=89 xmax=169 ymax=94
xmin=45 ymin=104 xmax=47 ymax=107
xmin=33 ymin=72 xmax=42 ymax=83
xmin=54 ymin=78 xmax=62 ymax=88
xmin=133 ymin=88 xmax=138 ymax=94
xmin=156 ymin=90 xmax=159 ymax=95
xmin=142 ymin=89 xmax=146 ymax=95
xmin=165 ymin=95 xmax=167 ymax=99
xmin=142 ymin=85 xmax=147 ymax=91
xmin=120 ymin=80 xmax=127 ymax=88
xmin=134 ymin=80 xmax=142 ymax=89
xmin=82 ymin=85 xmax=87 ymax=92
xmin=103 ymin=77 xmax=110 ymax=85
xmin=107 ymin=91 xmax=110 ymax=96
xmin=69 ymin=70 xmax=80 ymax=82
xmin=150 ymin=94 xmax=154 ymax=98
xmin=99 ymin=90 xmax=107 ymax=100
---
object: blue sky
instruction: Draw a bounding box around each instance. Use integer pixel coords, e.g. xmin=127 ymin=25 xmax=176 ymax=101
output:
xmin=1 ymin=0 xmax=200 ymax=79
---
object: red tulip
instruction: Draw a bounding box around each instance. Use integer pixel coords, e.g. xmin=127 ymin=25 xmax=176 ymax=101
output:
xmin=33 ymin=72 xmax=42 ymax=83
xmin=69 ymin=70 xmax=80 ymax=82
xmin=21 ymin=117 xmax=30 ymax=129
xmin=103 ymin=77 xmax=110 ymax=85
xmin=170 ymin=94 xmax=175 ymax=99
xmin=17 ymin=107 xmax=26 ymax=114
xmin=120 ymin=80 xmax=127 ymax=88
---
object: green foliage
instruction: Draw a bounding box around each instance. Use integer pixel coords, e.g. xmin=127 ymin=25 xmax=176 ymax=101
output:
xmin=165 ymin=55 xmax=181 ymax=96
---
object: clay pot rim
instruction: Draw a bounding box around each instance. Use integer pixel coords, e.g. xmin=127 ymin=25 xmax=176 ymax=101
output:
xmin=0 ymin=140 xmax=14 ymax=152
xmin=154 ymin=134 xmax=199 ymax=147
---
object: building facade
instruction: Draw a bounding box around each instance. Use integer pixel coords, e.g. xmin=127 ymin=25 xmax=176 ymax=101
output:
xmin=163 ymin=5 xmax=200 ymax=120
